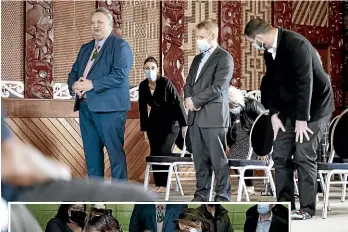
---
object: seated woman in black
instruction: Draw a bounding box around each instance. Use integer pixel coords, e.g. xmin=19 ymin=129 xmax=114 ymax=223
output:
xmin=226 ymin=86 xmax=266 ymax=195
xmin=138 ymin=56 xmax=187 ymax=193
xmin=45 ymin=204 xmax=87 ymax=232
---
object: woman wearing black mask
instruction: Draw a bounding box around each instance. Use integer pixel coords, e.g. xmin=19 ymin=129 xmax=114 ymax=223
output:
xmin=45 ymin=204 xmax=87 ymax=232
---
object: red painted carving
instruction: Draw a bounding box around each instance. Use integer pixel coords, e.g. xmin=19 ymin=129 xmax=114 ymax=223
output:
xmin=292 ymin=25 xmax=331 ymax=45
xmin=329 ymin=1 xmax=343 ymax=111
xmin=273 ymin=1 xmax=292 ymax=29
xmin=219 ymin=1 xmax=242 ymax=88
xmin=161 ymin=0 xmax=185 ymax=95
xmin=343 ymin=1 xmax=348 ymax=102
xmin=97 ymin=1 xmax=122 ymax=37
xmin=25 ymin=1 xmax=53 ymax=99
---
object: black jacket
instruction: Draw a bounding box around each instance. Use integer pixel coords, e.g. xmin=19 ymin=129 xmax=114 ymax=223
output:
xmin=227 ymin=97 xmax=265 ymax=147
xmin=196 ymin=205 xmax=234 ymax=232
xmin=244 ymin=214 xmax=288 ymax=232
xmin=138 ymin=76 xmax=187 ymax=132
xmin=264 ymin=27 xmax=334 ymax=122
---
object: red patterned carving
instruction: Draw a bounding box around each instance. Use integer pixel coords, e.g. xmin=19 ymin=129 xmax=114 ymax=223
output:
xmin=161 ymin=0 xmax=185 ymax=95
xmin=343 ymin=1 xmax=348 ymax=100
xmin=219 ymin=1 xmax=242 ymax=88
xmin=291 ymin=25 xmax=331 ymax=45
xmin=25 ymin=1 xmax=53 ymax=99
xmin=329 ymin=1 xmax=343 ymax=112
xmin=273 ymin=1 xmax=292 ymax=29
xmin=97 ymin=1 xmax=122 ymax=37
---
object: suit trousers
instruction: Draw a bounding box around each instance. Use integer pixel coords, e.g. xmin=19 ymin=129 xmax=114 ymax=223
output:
xmin=273 ymin=115 xmax=330 ymax=215
xmin=189 ymin=120 xmax=231 ymax=201
xmin=79 ymin=102 xmax=128 ymax=180
xmin=147 ymin=126 xmax=180 ymax=187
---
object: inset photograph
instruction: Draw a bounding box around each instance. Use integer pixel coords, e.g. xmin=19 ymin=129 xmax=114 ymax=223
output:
xmin=8 ymin=203 xmax=289 ymax=232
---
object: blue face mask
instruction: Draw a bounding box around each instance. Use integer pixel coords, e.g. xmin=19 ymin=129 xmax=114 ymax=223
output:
xmin=197 ymin=39 xmax=210 ymax=52
xmin=257 ymin=204 xmax=271 ymax=215
xmin=144 ymin=70 xmax=157 ymax=81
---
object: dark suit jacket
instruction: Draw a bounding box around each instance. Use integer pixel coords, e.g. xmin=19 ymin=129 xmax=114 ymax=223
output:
xmin=129 ymin=204 xmax=187 ymax=232
xmin=184 ymin=46 xmax=234 ymax=128
xmin=138 ymin=76 xmax=187 ymax=132
xmin=67 ymin=33 xmax=133 ymax=112
xmin=264 ymin=27 xmax=334 ymax=122
xmin=244 ymin=214 xmax=288 ymax=232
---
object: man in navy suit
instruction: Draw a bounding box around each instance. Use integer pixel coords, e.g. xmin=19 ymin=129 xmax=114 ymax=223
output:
xmin=68 ymin=7 xmax=133 ymax=180
xmin=129 ymin=204 xmax=187 ymax=232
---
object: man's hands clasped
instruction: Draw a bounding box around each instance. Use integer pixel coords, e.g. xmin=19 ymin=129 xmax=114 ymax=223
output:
xmin=72 ymin=77 xmax=94 ymax=98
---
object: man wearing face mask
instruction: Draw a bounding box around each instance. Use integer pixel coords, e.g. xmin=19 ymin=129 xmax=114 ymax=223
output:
xmin=226 ymin=86 xmax=266 ymax=196
xmin=67 ymin=7 xmax=133 ymax=180
xmin=244 ymin=19 xmax=334 ymax=219
xmin=244 ymin=204 xmax=288 ymax=232
xmin=184 ymin=19 xmax=234 ymax=202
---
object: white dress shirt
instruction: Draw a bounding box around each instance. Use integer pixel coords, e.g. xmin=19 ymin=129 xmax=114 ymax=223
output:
xmin=267 ymin=29 xmax=278 ymax=60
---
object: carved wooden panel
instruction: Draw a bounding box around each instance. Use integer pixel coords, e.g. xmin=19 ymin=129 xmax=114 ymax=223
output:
xmin=219 ymin=1 xmax=242 ymax=88
xmin=161 ymin=0 xmax=185 ymax=95
xmin=344 ymin=1 xmax=348 ymax=95
xmin=97 ymin=1 xmax=122 ymax=37
xmin=273 ymin=1 xmax=292 ymax=29
xmin=25 ymin=1 xmax=53 ymax=99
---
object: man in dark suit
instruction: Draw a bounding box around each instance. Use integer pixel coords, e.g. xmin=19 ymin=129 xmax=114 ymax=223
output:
xmin=67 ymin=7 xmax=133 ymax=180
xmin=244 ymin=19 xmax=334 ymax=219
xmin=129 ymin=204 xmax=187 ymax=232
xmin=184 ymin=19 xmax=234 ymax=202
xmin=244 ymin=204 xmax=288 ymax=232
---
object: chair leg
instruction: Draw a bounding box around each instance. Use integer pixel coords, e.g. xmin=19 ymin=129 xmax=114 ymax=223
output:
xmin=173 ymin=165 xmax=184 ymax=196
xmin=266 ymin=168 xmax=277 ymax=199
xmin=322 ymin=171 xmax=333 ymax=219
xmin=209 ymin=171 xmax=215 ymax=202
xmin=293 ymin=171 xmax=299 ymax=195
xmin=243 ymin=181 xmax=250 ymax=202
xmin=165 ymin=165 xmax=174 ymax=201
xmin=319 ymin=172 xmax=331 ymax=211
xmin=342 ymin=174 xmax=347 ymax=202
xmin=237 ymin=169 xmax=246 ymax=202
xmin=144 ymin=164 xmax=151 ymax=191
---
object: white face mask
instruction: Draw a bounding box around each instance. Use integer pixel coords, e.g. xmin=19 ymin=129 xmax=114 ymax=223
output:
xmin=252 ymin=38 xmax=265 ymax=51
xmin=189 ymin=229 xmax=202 ymax=232
xmin=230 ymin=106 xmax=242 ymax=115
xmin=144 ymin=69 xmax=157 ymax=81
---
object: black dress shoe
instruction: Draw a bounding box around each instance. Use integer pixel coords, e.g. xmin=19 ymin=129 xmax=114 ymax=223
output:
xmin=191 ymin=194 xmax=206 ymax=202
xmin=214 ymin=196 xmax=230 ymax=202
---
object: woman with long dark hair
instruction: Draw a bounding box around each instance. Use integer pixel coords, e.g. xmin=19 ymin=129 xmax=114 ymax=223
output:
xmin=138 ymin=56 xmax=187 ymax=193
xmin=45 ymin=204 xmax=87 ymax=232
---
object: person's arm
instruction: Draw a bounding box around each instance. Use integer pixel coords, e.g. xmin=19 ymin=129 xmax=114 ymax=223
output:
xmin=226 ymin=121 xmax=237 ymax=147
xmin=67 ymin=47 xmax=84 ymax=96
xmin=129 ymin=205 xmax=142 ymax=232
xmin=92 ymin=41 xmax=133 ymax=93
xmin=291 ymin=40 xmax=313 ymax=121
xmin=138 ymin=83 xmax=149 ymax=132
xmin=225 ymin=215 xmax=234 ymax=232
xmin=191 ymin=53 xmax=233 ymax=109
xmin=263 ymin=54 xmax=279 ymax=116
xmin=166 ymin=79 xmax=187 ymax=127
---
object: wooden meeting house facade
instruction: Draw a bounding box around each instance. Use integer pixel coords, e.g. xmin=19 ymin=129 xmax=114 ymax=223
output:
xmin=2 ymin=1 xmax=348 ymax=181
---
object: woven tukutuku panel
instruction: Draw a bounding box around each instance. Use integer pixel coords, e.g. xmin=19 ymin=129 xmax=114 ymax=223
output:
xmin=122 ymin=0 xmax=161 ymax=86
xmin=1 ymin=1 xmax=25 ymax=82
xmin=53 ymin=1 xmax=95 ymax=83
